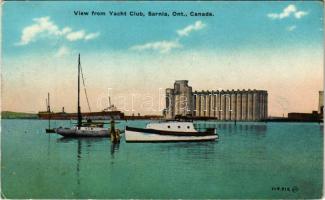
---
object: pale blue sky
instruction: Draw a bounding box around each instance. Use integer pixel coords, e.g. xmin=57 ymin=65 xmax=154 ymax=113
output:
xmin=2 ymin=1 xmax=324 ymax=115
xmin=3 ymin=1 xmax=323 ymax=56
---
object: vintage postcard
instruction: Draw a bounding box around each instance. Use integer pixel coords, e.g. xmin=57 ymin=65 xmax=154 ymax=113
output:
xmin=1 ymin=1 xmax=323 ymax=199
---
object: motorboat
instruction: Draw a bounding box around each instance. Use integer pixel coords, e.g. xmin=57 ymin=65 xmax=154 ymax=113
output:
xmin=125 ymin=121 xmax=218 ymax=142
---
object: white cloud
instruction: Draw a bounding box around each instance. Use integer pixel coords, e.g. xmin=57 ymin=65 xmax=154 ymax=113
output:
xmin=130 ymin=20 xmax=206 ymax=54
xmin=85 ymin=32 xmax=100 ymax=41
xmin=130 ymin=40 xmax=182 ymax=53
xmin=17 ymin=17 xmax=61 ymax=45
xmin=66 ymin=30 xmax=86 ymax=41
xmin=287 ymin=25 xmax=297 ymax=31
xmin=267 ymin=4 xmax=308 ymax=20
xmin=294 ymin=11 xmax=308 ymax=19
xmin=16 ymin=16 xmax=100 ymax=45
xmin=54 ymin=46 xmax=70 ymax=57
xmin=177 ymin=20 xmax=206 ymax=37
xmin=61 ymin=27 xmax=72 ymax=35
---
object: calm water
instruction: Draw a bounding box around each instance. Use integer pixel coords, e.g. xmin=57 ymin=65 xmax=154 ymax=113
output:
xmin=1 ymin=119 xmax=323 ymax=199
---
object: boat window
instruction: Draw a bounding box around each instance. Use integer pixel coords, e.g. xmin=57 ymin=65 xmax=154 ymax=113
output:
xmin=178 ymin=126 xmax=180 ymax=128
xmin=187 ymin=126 xmax=190 ymax=129
xmin=168 ymin=126 xmax=170 ymax=128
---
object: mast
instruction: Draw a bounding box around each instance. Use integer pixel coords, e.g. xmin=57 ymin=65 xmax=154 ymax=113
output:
xmin=45 ymin=98 xmax=48 ymax=111
xmin=47 ymin=92 xmax=51 ymax=112
xmin=77 ymin=54 xmax=82 ymax=129
xmin=48 ymin=92 xmax=51 ymax=128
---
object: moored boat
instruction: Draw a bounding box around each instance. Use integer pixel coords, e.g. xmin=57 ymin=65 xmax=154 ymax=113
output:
xmin=125 ymin=121 xmax=218 ymax=142
xmin=55 ymin=126 xmax=109 ymax=137
xmin=43 ymin=93 xmax=56 ymax=133
xmin=54 ymin=54 xmax=120 ymax=139
xmin=46 ymin=128 xmax=56 ymax=133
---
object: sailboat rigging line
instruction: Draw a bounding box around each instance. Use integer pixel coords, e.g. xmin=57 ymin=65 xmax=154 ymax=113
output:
xmin=80 ymin=62 xmax=92 ymax=113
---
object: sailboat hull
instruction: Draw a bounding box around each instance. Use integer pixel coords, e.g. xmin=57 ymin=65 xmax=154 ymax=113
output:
xmin=55 ymin=128 xmax=110 ymax=137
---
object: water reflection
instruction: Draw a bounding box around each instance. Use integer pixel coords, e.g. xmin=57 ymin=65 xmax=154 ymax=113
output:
xmin=194 ymin=122 xmax=267 ymax=136
xmin=156 ymin=141 xmax=217 ymax=161
xmin=111 ymin=142 xmax=120 ymax=157
xmin=47 ymin=134 xmax=51 ymax=156
xmin=56 ymin=137 xmax=118 ymax=186
xmin=56 ymin=137 xmax=107 ymax=144
xmin=77 ymin=140 xmax=81 ymax=185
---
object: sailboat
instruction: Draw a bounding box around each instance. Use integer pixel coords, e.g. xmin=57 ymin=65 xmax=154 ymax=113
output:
xmin=55 ymin=54 xmax=113 ymax=137
xmin=45 ymin=93 xmax=56 ymax=133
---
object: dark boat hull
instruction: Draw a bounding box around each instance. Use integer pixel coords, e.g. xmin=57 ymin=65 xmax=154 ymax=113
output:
xmin=46 ymin=128 xmax=56 ymax=133
xmin=55 ymin=128 xmax=110 ymax=137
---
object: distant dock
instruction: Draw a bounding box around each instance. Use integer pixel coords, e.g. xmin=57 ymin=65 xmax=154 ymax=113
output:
xmin=38 ymin=111 xmax=124 ymax=120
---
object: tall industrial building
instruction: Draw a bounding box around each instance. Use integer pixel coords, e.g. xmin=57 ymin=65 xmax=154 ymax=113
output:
xmin=164 ymin=80 xmax=268 ymax=121
xmin=165 ymin=80 xmax=193 ymax=118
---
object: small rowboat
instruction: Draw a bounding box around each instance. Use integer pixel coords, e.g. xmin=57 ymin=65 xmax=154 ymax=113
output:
xmin=125 ymin=122 xmax=218 ymax=142
xmin=46 ymin=128 xmax=56 ymax=133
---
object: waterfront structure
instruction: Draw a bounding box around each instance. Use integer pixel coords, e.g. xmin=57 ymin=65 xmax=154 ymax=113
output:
xmin=165 ymin=80 xmax=193 ymax=118
xmin=38 ymin=111 xmax=124 ymax=120
xmin=288 ymin=111 xmax=320 ymax=122
xmin=165 ymin=80 xmax=268 ymax=121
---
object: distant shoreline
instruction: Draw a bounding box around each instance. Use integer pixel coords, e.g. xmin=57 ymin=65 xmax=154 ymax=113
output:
xmin=1 ymin=111 xmax=322 ymax=123
xmin=1 ymin=111 xmax=38 ymax=119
